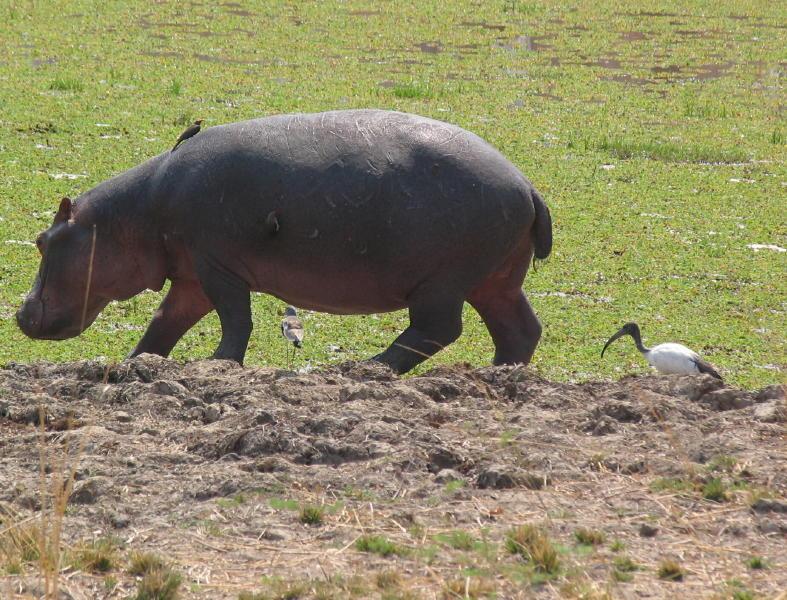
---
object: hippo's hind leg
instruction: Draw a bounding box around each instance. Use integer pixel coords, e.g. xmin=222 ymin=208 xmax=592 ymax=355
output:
xmin=130 ymin=279 xmax=213 ymax=358
xmin=467 ymin=249 xmax=542 ymax=365
xmin=194 ymin=255 xmax=253 ymax=364
xmin=373 ymin=291 xmax=464 ymax=374
xmin=469 ymin=287 xmax=542 ymax=365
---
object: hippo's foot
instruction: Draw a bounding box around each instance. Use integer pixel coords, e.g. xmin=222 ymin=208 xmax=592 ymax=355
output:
xmin=211 ymin=350 xmax=244 ymax=365
xmin=369 ymin=353 xmax=402 ymax=373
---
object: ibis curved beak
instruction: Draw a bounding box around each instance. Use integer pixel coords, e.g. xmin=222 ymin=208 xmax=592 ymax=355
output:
xmin=601 ymin=328 xmax=627 ymax=358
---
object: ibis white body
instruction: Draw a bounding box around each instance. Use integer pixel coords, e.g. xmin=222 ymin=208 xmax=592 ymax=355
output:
xmin=643 ymin=343 xmax=708 ymax=375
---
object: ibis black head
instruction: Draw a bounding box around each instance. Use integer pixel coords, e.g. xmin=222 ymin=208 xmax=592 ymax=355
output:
xmin=194 ymin=119 xmax=204 ymax=125
xmin=284 ymin=305 xmax=297 ymax=317
xmin=601 ymin=322 xmax=644 ymax=357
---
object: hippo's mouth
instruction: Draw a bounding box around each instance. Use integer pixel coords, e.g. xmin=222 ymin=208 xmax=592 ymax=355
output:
xmin=33 ymin=301 xmax=107 ymax=340
xmin=37 ymin=316 xmax=85 ymax=340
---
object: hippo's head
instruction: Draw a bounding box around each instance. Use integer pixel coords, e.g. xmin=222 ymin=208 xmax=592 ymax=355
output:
xmin=16 ymin=197 xmax=114 ymax=340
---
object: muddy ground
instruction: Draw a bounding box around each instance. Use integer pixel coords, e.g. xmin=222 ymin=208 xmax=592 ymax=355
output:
xmin=0 ymin=355 xmax=784 ymax=599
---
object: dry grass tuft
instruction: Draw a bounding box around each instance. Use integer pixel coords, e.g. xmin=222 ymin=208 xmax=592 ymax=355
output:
xmin=0 ymin=509 xmax=41 ymax=571
xmin=574 ymin=528 xmax=605 ymax=546
xmin=128 ymin=551 xmax=167 ymax=576
xmin=504 ymin=524 xmax=560 ymax=574
xmin=71 ymin=537 xmax=117 ymax=573
xmin=612 ymin=556 xmax=639 ymax=572
xmin=611 ymin=555 xmax=640 ymax=582
xmin=35 ymin=406 xmax=90 ymax=596
xmin=134 ymin=564 xmax=183 ymax=600
xmin=0 ymin=404 xmax=89 ymax=595
xmin=657 ymin=559 xmax=686 ymax=581
xmin=298 ymin=505 xmax=324 ymax=526
xmin=702 ymin=477 xmax=729 ymax=502
xmin=376 ymin=569 xmax=402 ymax=589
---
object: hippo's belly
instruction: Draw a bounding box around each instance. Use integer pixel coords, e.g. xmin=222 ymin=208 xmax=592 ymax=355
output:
xmin=253 ymin=260 xmax=410 ymax=315
xmin=242 ymin=224 xmax=454 ymax=314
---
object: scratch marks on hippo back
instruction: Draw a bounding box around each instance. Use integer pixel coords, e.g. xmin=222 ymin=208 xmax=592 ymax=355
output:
xmin=365 ymin=158 xmax=383 ymax=176
xmin=353 ymin=118 xmax=377 ymax=148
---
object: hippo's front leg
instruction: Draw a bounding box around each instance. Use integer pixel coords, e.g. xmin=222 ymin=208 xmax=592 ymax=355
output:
xmin=194 ymin=255 xmax=253 ymax=364
xmin=130 ymin=279 xmax=213 ymax=358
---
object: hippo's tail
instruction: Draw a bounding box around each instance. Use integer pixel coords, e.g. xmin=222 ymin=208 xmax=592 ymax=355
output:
xmin=531 ymin=189 xmax=552 ymax=260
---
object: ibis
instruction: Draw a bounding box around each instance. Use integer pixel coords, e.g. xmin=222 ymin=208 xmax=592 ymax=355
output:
xmin=601 ymin=322 xmax=722 ymax=381
xmin=280 ymin=306 xmax=304 ymax=368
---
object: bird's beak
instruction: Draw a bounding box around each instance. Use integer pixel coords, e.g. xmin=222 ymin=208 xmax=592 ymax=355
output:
xmin=601 ymin=327 xmax=627 ymax=358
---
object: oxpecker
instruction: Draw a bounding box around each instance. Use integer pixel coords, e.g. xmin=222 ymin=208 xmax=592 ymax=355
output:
xmin=172 ymin=119 xmax=204 ymax=151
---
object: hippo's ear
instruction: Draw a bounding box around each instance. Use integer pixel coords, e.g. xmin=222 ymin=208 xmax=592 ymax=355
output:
xmin=54 ymin=197 xmax=72 ymax=224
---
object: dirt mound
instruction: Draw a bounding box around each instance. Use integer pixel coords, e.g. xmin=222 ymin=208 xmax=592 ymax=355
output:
xmin=0 ymin=355 xmax=784 ymax=599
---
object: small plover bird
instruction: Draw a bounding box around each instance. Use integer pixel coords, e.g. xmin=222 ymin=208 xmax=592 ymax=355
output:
xmin=281 ymin=306 xmax=304 ymax=367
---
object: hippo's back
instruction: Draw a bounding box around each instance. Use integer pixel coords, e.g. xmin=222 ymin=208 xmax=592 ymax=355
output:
xmin=229 ymin=109 xmax=509 ymax=168
xmin=174 ymin=109 xmax=530 ymax=198
xmin=161 ymin=109 xmax=537 ymax=232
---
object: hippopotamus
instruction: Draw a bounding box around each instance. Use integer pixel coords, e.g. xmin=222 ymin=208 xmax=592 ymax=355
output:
xmin=17 ymin=109 xmax=552 ymax=374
